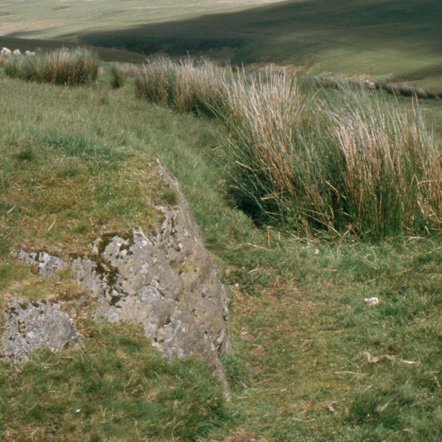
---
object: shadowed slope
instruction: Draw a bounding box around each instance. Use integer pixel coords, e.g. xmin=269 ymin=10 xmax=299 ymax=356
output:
xmin=78 ymin=0 xmax=442 ymax=86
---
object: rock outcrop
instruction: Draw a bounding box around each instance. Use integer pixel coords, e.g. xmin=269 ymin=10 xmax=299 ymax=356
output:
xmin=2 ymin=161 xmax=230 ymax=392
xmin=1 ymin=298 xmax=79 ymax=363
xmin=72 ymin=161 xmax=230 ymax=390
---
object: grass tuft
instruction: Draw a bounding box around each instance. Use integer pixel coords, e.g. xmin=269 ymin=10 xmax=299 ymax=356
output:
xmin=109 ymin=63 xmax=126 ymax=89
xmin=4 ymin=48 xmax=98 ymax=86
xmin=322 ymin=91 xmax=442 ymax=237
xmin=134 ymin=56 xmax=228 ymax=116
xmin=133 ymin=57 xmax=441 ymax=238
xmin=219 ymin=71 xmax=441 ymax=238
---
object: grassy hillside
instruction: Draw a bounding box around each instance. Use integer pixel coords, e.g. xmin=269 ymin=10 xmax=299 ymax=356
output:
xmin=1 ymin=53 xmax=441 ymax=440
xmin=0 ymin=0 xmax=281 ymax=38
xmin=82 ymin=0 xmax=442 ymax=87
xmin=1 ymin=0 xmax=441 ymax=88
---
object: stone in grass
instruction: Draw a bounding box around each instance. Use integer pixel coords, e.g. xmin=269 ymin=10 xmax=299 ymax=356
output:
xmin=364 ymin=297 xmax=380 ymax=307
xmin=16 ymin=250 xmax=67 ymax=277
xmin=0 ymin=298 xmax=79 ymax=363
xmin=72 ymin=160 xmax=231 ymax=395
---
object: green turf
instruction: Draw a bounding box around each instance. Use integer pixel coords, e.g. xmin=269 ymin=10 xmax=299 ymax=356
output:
xmin=1 ymin=322 xmax=229 ymax=441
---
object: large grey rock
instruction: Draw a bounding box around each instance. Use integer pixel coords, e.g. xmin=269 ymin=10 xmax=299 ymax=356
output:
xmin=72 ymin=160 xmax=230 ymax=391
xmin=1 ymin=298 xmax=79 ymax=363
xmin=16 ymin=250 xmax=67 ymax=277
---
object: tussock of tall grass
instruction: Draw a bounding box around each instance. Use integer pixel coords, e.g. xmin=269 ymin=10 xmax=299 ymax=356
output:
xmin=4 ymin=48 xmax=98 ymax=85
xmin=134 ymin=56 xmax=228 ymax=116
xmin=218 ymin=70 xmax=322 ymax=226
xmin=221 ymin=81 xmax=441 ymax=237
xmin=325 ymin=93 xmax=442 ymax=237
xmin=109 ymin=63 xmax=126 ymax=89
xmin=133 ymin=57 xmax=441 ymax=238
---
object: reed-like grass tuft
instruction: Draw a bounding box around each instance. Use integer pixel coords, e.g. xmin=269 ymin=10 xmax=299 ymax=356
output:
xmin=323 ymin=92 xmax=442 ymax=237
xmin=109 ymin=63 xmax=126 ymax=89
xmin=133 ymin=57 xmax=441 ymax=238
xmin=134 ymin=56 xmax=228 ymax=116
xmin=217 ymin=69 xmax=324 ymax=228
xmin=4 ymin=48 xmax=98 ymax=86
xmin=218 ymin=76 xmax=441 ymax=238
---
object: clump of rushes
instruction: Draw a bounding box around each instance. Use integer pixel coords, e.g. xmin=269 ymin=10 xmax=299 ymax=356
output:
xmin=109 ymin=63 xmax=126 ymax=89
xmin=133 ymin=57 xmax=441 ymax=238
xmin=219 ymin=72 xmax=441 ymax=238
xmin=4 ymin=48 xmax=98 ymax=85
xmin=218 ymin=68 xmax=318 ymax=226
xmin=222 ymin=72 xmax=442 ymax=238
xmin=323 ymin=91 xmax=442 ymax=237
xmin=134 ymin=56 xmax=228 ymax=116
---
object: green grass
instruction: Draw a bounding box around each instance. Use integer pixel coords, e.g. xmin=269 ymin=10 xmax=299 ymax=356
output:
xmin=221 ymin=235 xmax=442 ymax=441
xmin=79 ymin=0 xmax=442 ymax=88
xmin=0 ymin=63 xmax=441 ymax=440
xmin=0 ymin=83 xmax=161 ymax=258
xmin=0 ymin=322 xmax=229 ymax=441
xmin=0 ymin=0 xmax=270 ymax=39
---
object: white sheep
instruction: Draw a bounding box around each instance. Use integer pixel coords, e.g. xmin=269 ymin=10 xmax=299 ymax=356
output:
xmin=364 ymin=79 xmax=376 ymax=90
xmin=12 ymin=49 xmax=21 ymax=55
xmin=25 ymin=50 xmax=36 ymax=56
xmin=1 ymin=47 xmax=11 ymax=56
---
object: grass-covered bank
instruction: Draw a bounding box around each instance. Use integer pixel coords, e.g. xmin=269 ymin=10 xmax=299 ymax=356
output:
xmin=1 ymin=62 xmax=441 ymax=440
xmin=0 ymin=72 xmax=239 ymax=440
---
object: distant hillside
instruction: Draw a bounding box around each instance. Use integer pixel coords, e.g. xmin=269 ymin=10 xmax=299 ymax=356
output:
xmin=1 ymin=0 xmax=441 ymax=86
xmin=80 ymin=0 xmax=442 ymax=87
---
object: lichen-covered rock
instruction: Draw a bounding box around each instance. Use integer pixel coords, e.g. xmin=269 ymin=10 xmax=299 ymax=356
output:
xmin=72 ymin=161 xmax=230 ymax=392
xmin=5 ymin=161 xmax=230 ymax=392
xmin=16 ymin=250 xmax=67 ymax=277
xmin=0 ymin=298 xmax=79 ymax=363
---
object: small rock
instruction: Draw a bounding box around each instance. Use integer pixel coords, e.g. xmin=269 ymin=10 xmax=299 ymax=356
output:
xmin=16 ymin=250 xmax=67 ymax=277
xmin=364 ymin=297 xmax=380 ymax=307
xmin=1 ymin=298 xmax=79 ymax=363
